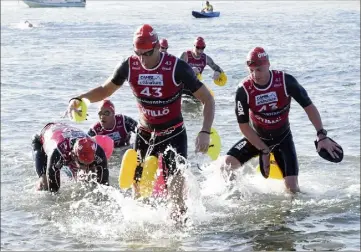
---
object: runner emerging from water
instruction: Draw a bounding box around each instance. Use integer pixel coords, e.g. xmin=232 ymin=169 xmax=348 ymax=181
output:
xmin=180 ymin=36 xmax=223 ymax=97
xmin=66 ymin=24 xmax=215 ymax=222
xmin=221 ymin=47 xmax=342 ymax=193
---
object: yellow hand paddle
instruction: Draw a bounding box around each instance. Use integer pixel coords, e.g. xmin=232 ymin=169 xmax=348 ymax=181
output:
xmin=196 ymin=73 xmax=203 ymax=80
xmin=256 ymin=153 xmax=283 ymax=179
xmin=207 ymin=127 xmax=221 ymax=160
xmin=213 ymin=72 xmax=227 ymax=86
xmin=71 ymin=98 xmax=89 ymax=123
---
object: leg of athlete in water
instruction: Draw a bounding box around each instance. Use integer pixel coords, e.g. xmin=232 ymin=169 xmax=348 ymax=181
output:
xmin=222 ymin=138 xmax=259 ymax=181
xmin=132 ymin=130 xmax=149 ymax=199
xmin=163 ymin=149 xmax=187 ymax=217
xmin=273 ymin=133 xmax=300 ymax=193
xmin=161 ymin=128 xmax=188 ymax=222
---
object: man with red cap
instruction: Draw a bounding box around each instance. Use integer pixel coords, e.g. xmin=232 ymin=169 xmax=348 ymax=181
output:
xmin=221 ymin=47 xmax=342 ymax=193
xmin=66 ymin=24 xmax=215 ymax=222
xmin=31 ymin=122 xmax=109 ymax=192
xmin=88 ymin=99 xmax=137 ymax=148
xmin=159 ymin=38 xmax=168 ymax=53
xmin=180 ymin=36 xmax=224 ymax=96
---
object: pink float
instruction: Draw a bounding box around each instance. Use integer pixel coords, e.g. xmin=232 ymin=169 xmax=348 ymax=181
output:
xmin=93 ymin=135 xmax=114 ymax=160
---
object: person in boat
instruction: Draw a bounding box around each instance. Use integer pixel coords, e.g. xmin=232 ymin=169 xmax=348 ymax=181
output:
xmin=201 ymin=1 xmax=213 ymax=12
xmin=87 ymin=99 xmax=137 ymax=149
xmin=159 ymin=38 xmax=168 ymax=53
xmin=219 ymin=47 xmax=343 ymax=193
xmin=66 ymin=24 xmax=215 ymax=223
xmin=180 ymin=36 xmax=223 ymax=97
xmin=31 ymin=122 xmax=109 ymax=192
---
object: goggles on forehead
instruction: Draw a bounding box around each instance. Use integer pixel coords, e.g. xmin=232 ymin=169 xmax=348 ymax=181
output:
xmin=246 ymin=59 xmax=268 ymax=67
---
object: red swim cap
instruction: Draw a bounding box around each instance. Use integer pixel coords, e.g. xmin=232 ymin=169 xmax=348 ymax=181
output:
xmin=246 ymin=47 xmax=269 ymax=67
xmin=133 ymin=24 xmax=158 ymax=50
xmin=99 ymin=99 xmax=115 ymax=113
xmin=194 ymin=37 xmax=206 ymax=48
xmin=159 ymin=38 xmax=168 ymax=48
xmin=73 ymin=138 xmax=96 ymax=164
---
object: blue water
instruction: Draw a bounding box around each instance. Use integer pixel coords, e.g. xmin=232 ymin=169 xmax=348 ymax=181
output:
xmin=1 ymin=1 xmax=360 ymax=250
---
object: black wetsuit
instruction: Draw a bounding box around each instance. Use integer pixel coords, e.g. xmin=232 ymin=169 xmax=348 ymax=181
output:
xmin=111 ymin=56 xmax=203 ymax=178
xmin=227 ymin=72 xmax=312 ymax=177
xmin=32 ymin=135 xmax=109 ymax=192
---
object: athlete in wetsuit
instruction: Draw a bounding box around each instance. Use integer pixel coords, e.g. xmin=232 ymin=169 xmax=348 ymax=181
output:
xmin=222 ymin=47 xmax=342 ymax=193
xmin=32 ymin=123 xmax=109 ymax=192
xmin=66 ymin=24 xmax=215 ymax=222
xmin=180 ymin=37 xmax=223 ymax=97
xmin=88 ymin=99 xmax=138 ymax=148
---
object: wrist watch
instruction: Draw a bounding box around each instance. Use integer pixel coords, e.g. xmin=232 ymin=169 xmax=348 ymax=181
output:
xmin=317 ymin=129 xmax=327 ymax=137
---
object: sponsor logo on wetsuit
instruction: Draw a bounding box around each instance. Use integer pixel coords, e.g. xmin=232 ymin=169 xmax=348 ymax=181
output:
xmin=255 ymin=91 xmax=278 ymax=106
xmin=237 ymin=101 xmax=244 ymax=116
xmin=138 ymin=74 xmax=164 ymax=86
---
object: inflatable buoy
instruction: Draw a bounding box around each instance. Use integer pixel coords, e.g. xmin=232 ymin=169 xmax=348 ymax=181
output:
xmin=92 ymin=135 xmax=114 ymax=160
xmin=207 ymin=127 xmax=221 ymax=160
xmin=256 ymin=153 xmax=283 ymax=179
xmin=71 ymin=98 xmax=89 ymax=123
xmin=119 ymin=149 xmax=138 ymax=189
xmin=213 ymin=72 xmax=227 ymax=86
xmin=152 ymin=154 xmax=167 ymax=198
xmin=138 ymin=155 xmax=158 ymax=198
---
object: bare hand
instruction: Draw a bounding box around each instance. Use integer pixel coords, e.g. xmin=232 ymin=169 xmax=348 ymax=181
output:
xmin=317 ymin=137 xmax=343 ymax=160
xmin=64 ymin=98 xmax=82 ymax=120
xmin=212 ymin=71 xmax=221 ymax=80
xmin=195 ymin=132 xmax=210 ymax=153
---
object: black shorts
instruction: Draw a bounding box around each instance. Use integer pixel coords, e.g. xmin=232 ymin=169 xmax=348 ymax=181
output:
xmin=134 ymin=125 xmax=188 ymax=180
xmin=227 ymin=130 xmax=299 ymax=177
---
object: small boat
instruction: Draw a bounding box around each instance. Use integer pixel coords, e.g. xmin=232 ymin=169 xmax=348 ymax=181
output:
xmin=22 ymin=0 xmax=86 ymax=8
xmin=192 ymin=11 xmax=220 ymax=18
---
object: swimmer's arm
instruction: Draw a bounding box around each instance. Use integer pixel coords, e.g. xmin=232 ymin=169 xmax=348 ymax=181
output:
xmin=45 ymin=150 xmax=63 ymax=193
xmin=206 ymin=55 xmax=222 ymax=72
xmin=285 ymin=74 xmax=324 ymax=136
xmin=236 ymin=86 xmax=269 ymax=152
xmin=239 ymin=124 xmax=269 ymax=152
